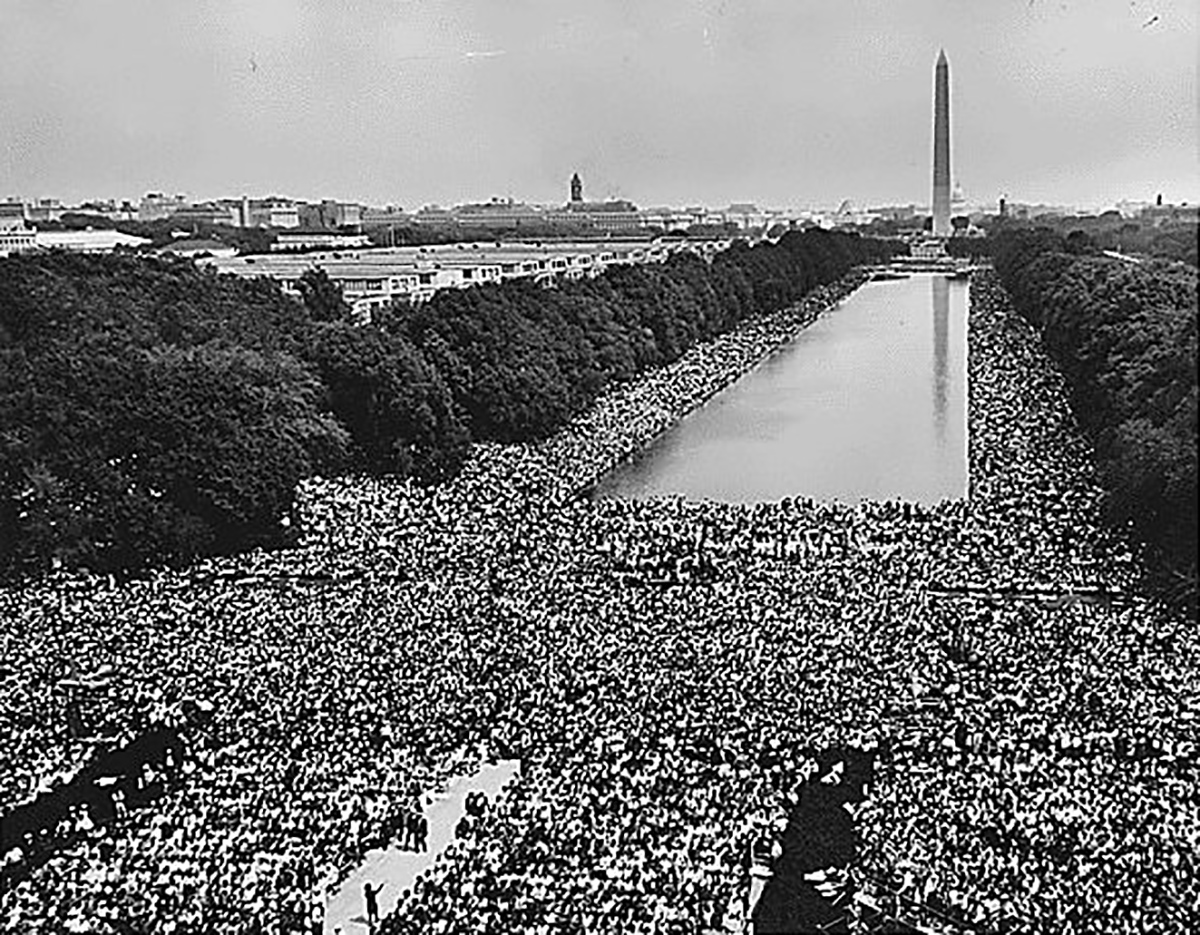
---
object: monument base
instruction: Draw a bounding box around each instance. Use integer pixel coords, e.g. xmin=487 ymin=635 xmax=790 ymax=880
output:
xmin=911 ymin=237 xmax=948 ymax=259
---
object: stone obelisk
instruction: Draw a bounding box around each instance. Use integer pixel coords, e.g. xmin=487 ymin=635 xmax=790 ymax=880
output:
xmin=931 ymin=49 xmax=951 ymax=237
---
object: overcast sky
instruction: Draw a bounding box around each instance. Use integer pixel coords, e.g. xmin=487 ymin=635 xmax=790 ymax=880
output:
xmin=1 ymin=0 xmax=1196 ymax=210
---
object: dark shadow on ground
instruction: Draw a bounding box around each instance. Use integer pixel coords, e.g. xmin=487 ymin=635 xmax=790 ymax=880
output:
xmin=753 ymin=745 xmax=878 ymax=935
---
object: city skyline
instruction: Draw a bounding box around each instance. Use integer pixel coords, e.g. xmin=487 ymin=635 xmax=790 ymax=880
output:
xmin=1 ymin=1 xmax=1197 ymax=210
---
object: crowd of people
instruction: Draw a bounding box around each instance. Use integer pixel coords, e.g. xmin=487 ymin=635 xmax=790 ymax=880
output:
xmin=2 ymin=269 xmax=1196 ymax=934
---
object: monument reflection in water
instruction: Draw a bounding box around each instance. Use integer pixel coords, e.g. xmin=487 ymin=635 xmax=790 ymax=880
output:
xmin=933 ymin=274 xmax=949 ymax=443
xmin=592 ymin=275 xmax=969 ymax=506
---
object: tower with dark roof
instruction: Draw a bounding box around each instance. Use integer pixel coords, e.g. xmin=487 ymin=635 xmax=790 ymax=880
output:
xmin=570 ymin=172 xmax=583 ymax=203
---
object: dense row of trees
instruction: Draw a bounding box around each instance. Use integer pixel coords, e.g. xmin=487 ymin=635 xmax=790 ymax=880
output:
xmin=0 ymin=230 xmax=899 ymax=580
xmin=390 ymin=231 xmax=899 ymax=442
xmin=0 ymin=255 xmax=347 ymax=575
xmin=951 ymin=214 xmax=1200 ymax=268
xmin=1025 ymin=210 xmax=1199 ymax=267
xmin=992 ymin=229 xmax=1197 ymax=603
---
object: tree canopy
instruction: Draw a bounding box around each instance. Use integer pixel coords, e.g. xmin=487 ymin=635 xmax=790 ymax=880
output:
xmin=992 ymin=228 xmax=1197 ymax=604
xmin=0 ymin=230 xmax=899 ymax=580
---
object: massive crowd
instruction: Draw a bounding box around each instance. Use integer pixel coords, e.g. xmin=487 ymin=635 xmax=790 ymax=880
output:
xmin=2 ymin=269 xmax=1196 ymax=934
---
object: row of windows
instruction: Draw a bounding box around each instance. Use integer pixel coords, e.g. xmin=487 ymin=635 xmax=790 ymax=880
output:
xmin=263 ymin=249 xmax=686 ymax=308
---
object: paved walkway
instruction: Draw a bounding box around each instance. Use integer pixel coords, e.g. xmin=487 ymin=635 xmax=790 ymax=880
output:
xmin=721 ymin=869 xmax=769 ymax=933
xmin=323 ymin=759 xmax=520 ymax=934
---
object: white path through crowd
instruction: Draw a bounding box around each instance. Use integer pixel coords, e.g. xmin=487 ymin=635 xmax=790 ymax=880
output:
xmin=323 ymin=758 xmax=518 ymax=934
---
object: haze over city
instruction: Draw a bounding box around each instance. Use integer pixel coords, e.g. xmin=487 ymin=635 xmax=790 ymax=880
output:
xmin=1 ymin=0 xmax=1197 ymax=210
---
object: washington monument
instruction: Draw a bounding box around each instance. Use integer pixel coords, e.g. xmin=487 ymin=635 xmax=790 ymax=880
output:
xmin=931 ymin=49 xmax=951 ymax=237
